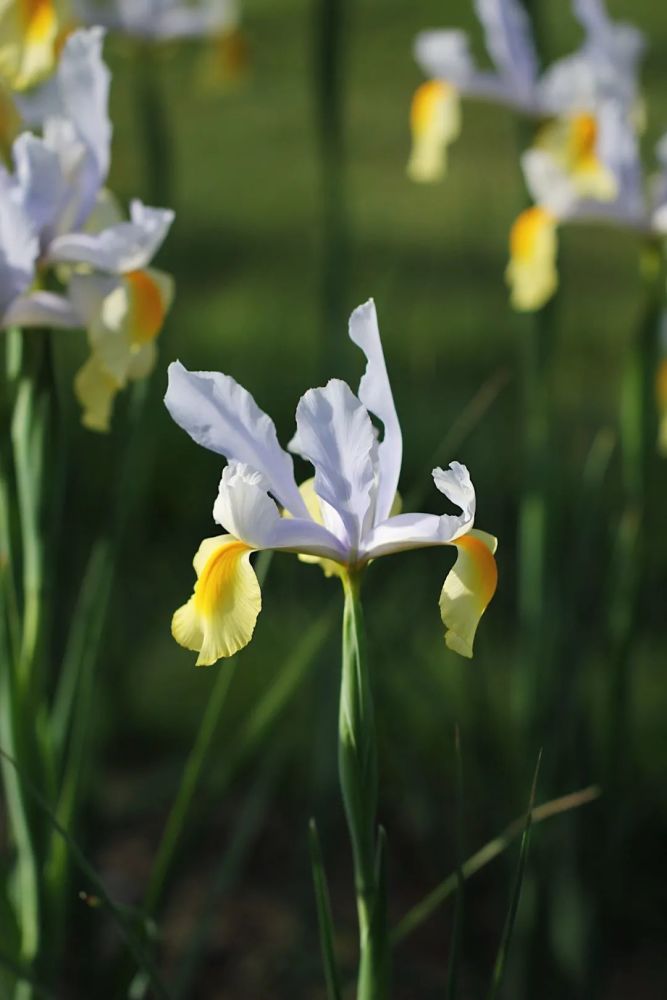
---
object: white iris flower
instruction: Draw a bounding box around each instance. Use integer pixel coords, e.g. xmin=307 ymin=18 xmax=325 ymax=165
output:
xmin=165 ymin=300 xmax=498 ymax=666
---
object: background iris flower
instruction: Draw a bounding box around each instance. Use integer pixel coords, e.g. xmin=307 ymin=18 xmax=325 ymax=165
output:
xmin=408 ymin=0 xmax=643 ymax=184
xmin=0 ymin=26 xmax=175 ymax=429
xmin=75 ymin=0 xmax=239 ymax=42
xmin=165 ymin=299 xmax=498 ymax=665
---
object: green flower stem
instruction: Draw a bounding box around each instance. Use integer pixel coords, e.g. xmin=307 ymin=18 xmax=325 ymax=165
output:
xmin=2 ymin=328 xmax=58 ymax=1000
xmin=606 ymin=242 xmax=665 ymax=779
xmin=135 ymin=43 xmax=172 ymax=208
xmin=339 ymin=570 xmax=390 ymax=999
xmin=518 ymin=297 xmax=557 ymax=725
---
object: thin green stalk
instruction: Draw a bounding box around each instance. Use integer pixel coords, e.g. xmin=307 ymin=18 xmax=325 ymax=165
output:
xmin=314 ymin=0 xmax=348 ymax=375
xmin=135 ymin=43 xmax=172 ymax=208
xmin=487 ymin=752 xmax=541 ymax=1000
xmin=144 ymin=663 xmax=236 ymax=916
xmin=309 ymin=818 xmax=343 ymax=1000
xmin=339 ymin=570 xmax=389 ymax=999
xmin=0 ymin=749 xmax=171 ymax=1000
xmin=391 ymin=785 xmax=600 ymax=946
xmin=606 ymin=243 xmax=665 ymax=781
xmin=517 ymin=297 xmax=557 ymax=727
xmin=446 ymin=727 xmax=465 ymax=1000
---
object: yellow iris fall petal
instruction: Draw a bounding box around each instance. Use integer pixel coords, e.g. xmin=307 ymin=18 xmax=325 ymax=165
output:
xmin=505 ymin=205 xmax=558 ymax=312
xmin=440 ymin=529 xmax=498 ymax=658
xmin=73 ymin=354 xmax=119 ymax=433
xmin=407 ymin=79 xmax=461 ymax=183
xmin=172 ymin=535 xmax=261 ymax=665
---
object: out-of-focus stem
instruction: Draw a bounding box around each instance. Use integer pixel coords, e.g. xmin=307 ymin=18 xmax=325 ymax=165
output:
xmin=314 ymin=0 xmax=349 ymax=375
xmin=606 ymin=242 xmax=665 ymax=779
xmin=339 ymin=571 xmax=390 ymax=999
xmin=135 ymin=42 xmax=172 ymax=208
xmin=518 ymin=296 xmax=557 ymax=725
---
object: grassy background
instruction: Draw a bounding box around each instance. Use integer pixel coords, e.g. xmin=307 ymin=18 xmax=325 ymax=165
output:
xmin=52 ymin=1 xmax=667 ymax=996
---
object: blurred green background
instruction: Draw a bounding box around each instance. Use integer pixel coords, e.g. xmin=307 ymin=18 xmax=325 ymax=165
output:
xmin=54 ymin=1 xmax=667 ymax=996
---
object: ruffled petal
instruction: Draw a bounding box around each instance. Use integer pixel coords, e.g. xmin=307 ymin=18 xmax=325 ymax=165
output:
xmin=348 ymin=299 xmax=403 ymax=522
xmin=214 ymin=463 xmax=347 ymax=561
xmin=505 ymin=205 xmax=558 ymax=312
xmin=172 ymin=534 xmax=261 ymax=665
xmin=440 ymin=529 xmax=498 ymax=657
xmin=362 ymin=461 xmax=476 ymax=559
xmin=407 ymin=80 xmax=461 ymax=183
xmin=165 ymin=361 xmax=308 ymax=518
xmin=289 ymin=378 xmax=377 ymax=553
xmin=11 ymin=131 xmax=68 ymax=238
xmin=48 ymin=202 xmax=175 ymax=273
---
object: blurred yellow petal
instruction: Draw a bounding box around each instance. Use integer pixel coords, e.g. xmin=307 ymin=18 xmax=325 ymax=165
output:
xmin=407 ymin=79 xmax=460 ymax=183
xmin=197 ymin=27 xmax=249 ymax=92
xmin=536 ymin=113 xmax=617 ymax=202
xmin=0 ymin=80 xmax=21 ymax=158
xmin=73 ymin=355 xmax=120 ymax=434
xmin=0 ymin=0 xmax=59 ymax=90
xmin=125 ymin=268 xmax=173 ymax=347
xmin=440 ymin=529 xmax=498 ymax=658
xmin=172 ymin=535 xmax=261 ymax=665
xmin=505 ymin=205 xmax=558 ymax=312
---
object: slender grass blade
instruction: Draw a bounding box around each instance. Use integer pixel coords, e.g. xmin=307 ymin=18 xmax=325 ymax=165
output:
xmin=308 ymin=819 xmax=343 ymax=1000
xmin=486 ymin=751 xmax=542 ymax=1000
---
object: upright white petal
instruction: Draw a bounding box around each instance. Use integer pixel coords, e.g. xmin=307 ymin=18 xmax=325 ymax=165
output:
xmin=165 ymin=361 xmax=309 ymax=518
xmin=570 ymin=0 xmax=644 ymax=111
xmin=0 ymin=170 xmax=38 ymax=315
xmin=289 ymin=379 xmax=377 ymax=554
xmin=11 ymin=133 xmax=68 ymax=241
xmin=363 ymin=461 xmax=476 ymax=559
xmin=213 ymin=462 xmax=348 ymax=560
xmin=53 ymin=28 xmax=112 ymax=184
xmin=474 ymin=0 xmax=538 ymax=89
xmin=348 ymin=299 xmax=402 ymax=524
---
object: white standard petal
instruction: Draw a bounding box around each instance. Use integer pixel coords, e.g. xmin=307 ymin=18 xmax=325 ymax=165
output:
xmin=52 ymin=27 xmax=112 ymax=184
xmin=11 ymin=132 xmax=69 ymax=240
xmin=362 ymin=461 xmax=476 ymax=559
xmin=213 ymin=462 xmax=348 ymax=561
xmin=348 ymin=299 xmax=402 ymax=524
xmin=289 ymin=379 xmax=378 ymax=555
xmin=47 ymin=202 xmax=175 ymax=273
xmin=474 ymin=0 xmax=538 ymax=90
xmin=0 ymin=169 xmax=38 ymax=315
xmin=165 ymin=361 xmax=309 ymax=519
